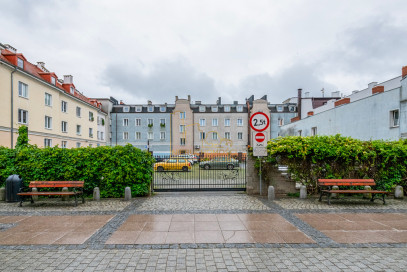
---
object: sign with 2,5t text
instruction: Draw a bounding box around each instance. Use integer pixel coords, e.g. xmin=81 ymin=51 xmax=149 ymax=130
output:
xmin=250 ymin=112 xmax=270 ymax=157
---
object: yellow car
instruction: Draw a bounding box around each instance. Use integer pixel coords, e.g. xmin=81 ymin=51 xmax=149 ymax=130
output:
xmin=154 ymin=158 xmax=192 ymax=172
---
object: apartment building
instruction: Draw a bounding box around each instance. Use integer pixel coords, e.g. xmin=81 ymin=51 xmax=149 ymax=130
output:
xmin=0 ymin=43 xmax=107 ymax=148
xmin=111 ymin=101 xmax=174 ymax=155
xmin=280 ymin=66 xmax=407 ymax=140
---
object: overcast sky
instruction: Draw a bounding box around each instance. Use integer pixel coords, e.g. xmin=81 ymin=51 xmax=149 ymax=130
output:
xmin=1 ymin=0 xmax=406 ymax=104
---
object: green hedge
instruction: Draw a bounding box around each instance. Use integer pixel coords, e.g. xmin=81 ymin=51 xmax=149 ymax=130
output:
xmin=265 ymin=135 xmax=407 ymax=193
xmin=0 ymin=144 xmax=154 ymax=197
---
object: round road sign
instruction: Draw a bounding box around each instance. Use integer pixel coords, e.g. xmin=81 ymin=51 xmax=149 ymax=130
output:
xmin=255 ymin=132 xmax=265 ymax=142
xmin=250 ymin=112 xmax=270 ymax=132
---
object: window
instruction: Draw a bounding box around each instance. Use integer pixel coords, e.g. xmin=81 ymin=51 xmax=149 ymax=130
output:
xmin=18 ymin=82 xmax=28 ymax=98
xmin=148 ymin=106 xmax=154 ymax=112
xmin=238 ymin=132 xmax=243 ymax=140
xmin=61 ymin=101 xmax=67 ymax=113
xmin=180 ymin=112 xmax=186 ymax=119
xmin=89 ymin=128 xmax=93 ymax=138
xmin=224 ymin=106 xmax=230 ymax=112
xmin=160 ymin=106 xmax=166 ymax=112
xmin=135 ymin=132 xmax=141 ymax=140
xmin=100 ymin=132 xmax=104 ymax=140
xmin=278 ymin=118 xmax=284 ymax=126
xmin=135 ymin=118 xmax=141 ymax=126
xmin=76 ymin=142 xmax=81 ymax=148
xmin=123 ymin=132 xmax=129 ymax=140
xmin=45 ymin=116 xmax=52 ymax=129
xmin=200 ymin=132 xmax=206 ymax=140
xmin=89 ymin=112 xmax=94 ymax=121
xmin=289 ymin=106 xmax=296 ymax=112
xmin=76 ymin=125 xmax=81 ymax=135
xmin=237 ymin=105 xmax=243 ymax=112
xmin=123 ymin=106 xmax=130 ymax=112
xmin=390 ymin=110 xmax=400 ymax=127
xmin=199 ymin=106 xmax=205 ymax=112
xmin=160 ymin=132 xmax=166 ymax=140
xmin=225 ymin=132 xmax=230 ymax=140
xmin=45 ymin=93 xmax=52 ymax=106
xmin=148 ymin=132 xmax=154 ymax=140
xmin=44 ymin=138 xmax=52 ymax=147
xmin=89 ymin=144 xmax=93 ymax=147
xmin=61 ymin=141 xmax=67 ymax=148
xmin=136 ymin=106 xmax=142 ymax=112
xmin=76 ymin=107 xmax=81 ymax=117
xmin=180 ymin=125 xmax=185 ymax=133
xmin=212 ymin=132 xmax=218 ymax=140
xmin=61 ymin=121 xmax=67 ymax=133
xmin=123 ymin=118 xmax=129 ymax=126
xmin=199 ymin=119 xmax=206 ymax=126
xmin=160 ymin=119 xmax=166 ymax=126
xmin=224 ymin=118 xmax=230 ymax=126
xmin=148 ymin=119 xmax=153 ymax=126
xmin=180 ymin=138 xmax=186 ymax=146
xmin=17 ymin=58 xmax=24 ymax=69
xmin=298 ymin=130 xmax=302 ymax=136
xmin=97 ymin=131 xmax=100 ymax=139
xmin=211 ymin=106 xmax=218 ymax=112
xmin=277 ymin=105 xmax=283 ymax=112
xmin=51 ymin=77 xmax=56 ymax=85
xmin=212 ymin=118 xmax=218 ymax=126
xmin=18 ymin=109 xmax=28 ymax=124
xmin=237 ymin=119 xmax=243 ymax=126
xmin=311 ymin=127 xmax=317 ymax=136
xmin=70 ymin=87 xmax=75 ymax=94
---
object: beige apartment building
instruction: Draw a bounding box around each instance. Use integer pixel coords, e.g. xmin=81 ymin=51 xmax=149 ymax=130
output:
xmin=0 ymin=44 xmax=107 ymax=148
xmin=171 ymin=96 xmax=194 ymax=154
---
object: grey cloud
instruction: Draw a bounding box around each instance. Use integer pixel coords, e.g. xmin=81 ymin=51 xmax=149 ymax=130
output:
xmin=102 ymin=57 xmax=217 ymax=104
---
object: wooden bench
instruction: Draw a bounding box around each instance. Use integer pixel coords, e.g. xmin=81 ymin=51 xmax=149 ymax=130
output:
xmin=318 ymin=179 xmax=389 ymax=205
xmin=17 ymin=181 xmax=85 ymax=207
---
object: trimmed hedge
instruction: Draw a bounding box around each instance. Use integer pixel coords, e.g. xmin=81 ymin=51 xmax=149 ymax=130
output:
xmin=265 ymin=135 xmax=407 ymax=193
xmin=0 ymin=144 xmax=154 ymax=197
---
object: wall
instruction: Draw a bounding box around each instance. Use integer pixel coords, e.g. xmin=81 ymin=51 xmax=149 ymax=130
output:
xmin=171 ymin=98 xmax=194 ymax=154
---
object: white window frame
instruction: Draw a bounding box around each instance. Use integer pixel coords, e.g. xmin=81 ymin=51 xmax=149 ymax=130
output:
xmin=278 ymin=118 xmax=284 ymax=126
xmin=238 ymin=132 xmax=243 ymax=140
xmin=89 ymin=112 xmax=94 ymax=121
xmin=225 ymin=132 xmax=230 ymax=140
xmin=101 ymin=131 xmax=104 ymax=140
xmin=199 ymin=119 xmax=206 ymax=127
xmin=390 ymin=109 xmax=400 ymax=127
xmin=76 ymin=125 xmax=81 ymax=135
xmin=17 ymin=58 xmax=24 ymax=69
xmin=211 ymin=106 xmax=218 ymax=112
xmin=224 ymin=106 xmax=230 ymax=112
xmin=212 ymin=132 xmax=218 ymax=140
xmin=160 ymin=131 xmax=166 ymax=140
xmin=148 ymin=106 xmax=154 ymax=112
xmin=61 ymin=141 xmax=67 ymax=148
xmin=76 ymin=107 xmax=81 ymax=117
xmin=135 ymin=132 xmax=141 ymax=140
xmin=44 ymin=138 xmax=52 ymax=147
xmin=123 ymin=132 xmax=129 ymax=140
xmin=148 ymin=132 xmax=154 ymax=140
xmin=148 ymin=119 xmax=154 ymax=126
xmin=212 ymin=118 xmax=218 ymax=127
xmin=237 ymin=119 xmax=243 ymax=126
xmin=97 ymin=131 xmax=100 ymax=140
xmin=18 ymin=82 xmax=28 ymax=98
xmin=298 ymin=130 xmax=302 ymax=136
xmin=70 ymin=87 xmax=75 ymax=95
xmin=51 ymin=77 xmax=56 ymax=85
xmin=311 ymin=127 xmax=317 ymax=136
xmin=18 ymin=109 xmax=28 ymax=124
xmin=199 ymin=106 xmax=205 ymax=112
xmin=123 ymin=118 xmax=129 ymax=126
xmin=76 ymin=142 xmax=81 ymax=148
xmin=61 ymin=121 xmax=67 ymax=133
xmin=160 ymin=119 xmax=166 ymax=125
xmin=135 ymin=118 xmax=141 ymax=126
xmin=89 ymin=128 xmax=93 ymax=138
xmin=180 ymin=112 xmax=186 ymax=119
xmin=289 ymin=106 xmax=296 ymax=112
xmin=180 ymin=125 xmax=185 ymax=133
xmin=180 ymin=138 xmax=186 ymax=146
xmin=277 ymin=105 xmax=283 ymax=112
xmin=224 ymin=118 xmax=230 ymax=127
xmin=45 ymin=93 xmax=52 ymax=106
xmin=123 ymin=106 xmax=130 ymax=112
xmin=45 ymin=116 xmax=52 ymax=129
xmin=237 ymin=105 xmax=243 ymax=112
xmin=160 ymin=106 xmax=166 ymax=112
xmin=136 ymin=106 xmax=142 ymax=112
xmin=61 ymin=101 xmax=67 ymax=113
xmin=200 ymin=132 xmax=206 ymax=140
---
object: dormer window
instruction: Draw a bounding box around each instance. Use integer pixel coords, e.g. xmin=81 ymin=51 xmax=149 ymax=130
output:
xmin=160 ymin=106 xmax=166 ymax=112
xmin=51 ymin=77 xmax=56 ymax=85
xmin=199 ymin=106 xmax=205 ymax=112
xmin=224 ymin=106 xmax=230 ymax=112
xmin=211 ymin=106 xmax=218 ymax=112
xmin=17 ymin=58 xmax=24 ymax=69
xmin=289 ymin=106 xmax=296 ymax=112
xmin=70 ymin=87 xmax=75 ymax=94
xmin=237 ymin=105 xmax=243 ymax=112
xmin=136 ymin=106 xmax=142 ymax=112
xmin=277 ymin=105 xmax=283 ymax=112
xmin=148 ymin=106 xmax=154 ymax=112
xmin=123 ymin=106 xmax=130 ymax=112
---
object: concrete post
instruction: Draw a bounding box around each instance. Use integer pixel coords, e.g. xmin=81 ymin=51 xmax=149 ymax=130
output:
xmin=31 ymin=187 xmax=38 ymax=201
xmin=61 ymin=187 xmax=69 ymax=201
xmin=0 ymin=187 xmax=5 ymax=201
xmin=93 ymin=187 xmax=100 ymax=201
xmin=394 ymin=185 xmax=404 ymax=199
xmin=331 ymin=185 xmax=339 ymax=198
xmin=268 ymin=186 xmax=275 ymax=201
xmin=363 ymin=186 xmax=372 ymax=199
xmin=124 ymin=187 xmax=132 ymax=201
xmin=300 ymin=185 xmax=307 ymax=199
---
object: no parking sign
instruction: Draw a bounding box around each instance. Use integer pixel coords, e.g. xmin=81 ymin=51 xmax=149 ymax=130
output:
xmin=250 ymin=112 xmax=269 ymax=157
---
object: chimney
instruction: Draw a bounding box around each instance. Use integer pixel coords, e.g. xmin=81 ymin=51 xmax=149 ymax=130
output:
xmin=368 ymin=82 xmax=378 ymax=90
xmin=297 ymin=89 xmax=302 ymax=120
xmin=402 ymin=66 xmax=407 ymax=78
xmin=63 ymin=75 xmax=73 ymax=84
xmin=148 ymin=100 xmax=152 ymax=105
xmin=217 ymin=97 xmax=222 ymax=105
xmin=233 ymin=101 xmax=238 ymax=105
xmin=188 ymin=95 xmax=191 ymax=102
xmin=4 ymin=44 xmax=17 ymax=53
xmin=307 ymin=111 xmax=314 ymax=116
xmin=175 ymin=96 xmax=178 ymax=101
xmin=372 ymin=86 xmax=384 ymax=95
xmin=195 ymin=101 xmax=201 ymax=105
xmin=334 ymin=98 xmax=350 ymax=107
xmin=120 ymin=100 xmax=124 ymax=105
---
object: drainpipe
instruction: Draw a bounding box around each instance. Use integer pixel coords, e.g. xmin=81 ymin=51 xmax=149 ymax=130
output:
xmin=11 ymin=67 xmax=17 ymax=148
xmin=115 ymin=113 xmax=117 ymax=146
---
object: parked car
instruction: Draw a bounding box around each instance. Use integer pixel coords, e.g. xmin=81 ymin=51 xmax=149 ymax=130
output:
xmin=154 ymin=158 xmax=192 ymax=172
xmin=173 ymin=154 xmax=195 ymax=165
xmin=199 ymin=157 xmax=239 ymax=170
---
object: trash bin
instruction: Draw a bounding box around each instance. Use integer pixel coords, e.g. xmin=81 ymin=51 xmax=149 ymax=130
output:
xmin=5 ymin=174 xmax=23 ymax=202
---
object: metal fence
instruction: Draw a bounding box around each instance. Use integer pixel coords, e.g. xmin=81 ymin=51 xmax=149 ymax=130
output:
xmin=152 ymin=154 xmax=246 ymax=191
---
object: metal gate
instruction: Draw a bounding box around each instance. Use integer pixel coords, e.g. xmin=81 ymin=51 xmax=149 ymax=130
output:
xmin=152 ymin=154 xmax=246 ymax=191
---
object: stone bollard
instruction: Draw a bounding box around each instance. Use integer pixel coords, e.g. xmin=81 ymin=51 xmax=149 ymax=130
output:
xmin=93 ymin=187 xmax=100 ymax=201
xmin=61 ymin=187 xmax=69 ymax=201
xmin=363 ymin=186 xmax=372 ymax=199
xmin=124 ymin=187 xmax=132 ymax=201
xmin=394 ymin=185 xmax=404 ymax=199
xmin=0 ymin=187 xmax=5 ymax=201
xmin=268 ymin=186 xmax=275 ymax=201
xmin=31 ymin=187 xmax=39 ymax=201
xmin=331 ymin=186 xmax=339 ymax=199
xmin=300 ymin=185 xmax=307 ymax=199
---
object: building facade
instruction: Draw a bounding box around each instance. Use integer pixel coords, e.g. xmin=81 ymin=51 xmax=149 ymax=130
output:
xmin=0 ymin=44 xmax=107 ymax=148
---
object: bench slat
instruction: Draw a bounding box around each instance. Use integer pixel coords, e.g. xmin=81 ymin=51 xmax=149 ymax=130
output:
xmin=321 ymin=190 xmax=388 ymax=194
xmin=318 ymin=179 xmax=375 ymax=186
xmin=28 ymin=181 xmax=84 ymax=188
xmin=18 ymin=192 xmax=78 ymax=196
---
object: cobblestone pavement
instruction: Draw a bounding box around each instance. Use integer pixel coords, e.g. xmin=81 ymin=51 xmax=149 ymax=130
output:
xmin=1 ymin=247 xmax=407 ymax=272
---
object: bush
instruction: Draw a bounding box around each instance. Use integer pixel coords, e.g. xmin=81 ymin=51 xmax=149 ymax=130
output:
xmin=0 ymin=144 xmax=154 ymax=197
xmin=265 ymin=135 xmax=407 ymax=193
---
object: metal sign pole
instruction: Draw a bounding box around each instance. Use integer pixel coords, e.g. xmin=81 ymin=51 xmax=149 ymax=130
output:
xmin=259 ymin=156 xmax=262 ymax=196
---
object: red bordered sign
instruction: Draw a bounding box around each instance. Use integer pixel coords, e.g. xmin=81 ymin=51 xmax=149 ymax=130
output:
xmin=250 ymin=112 xmax=270 ymax=132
